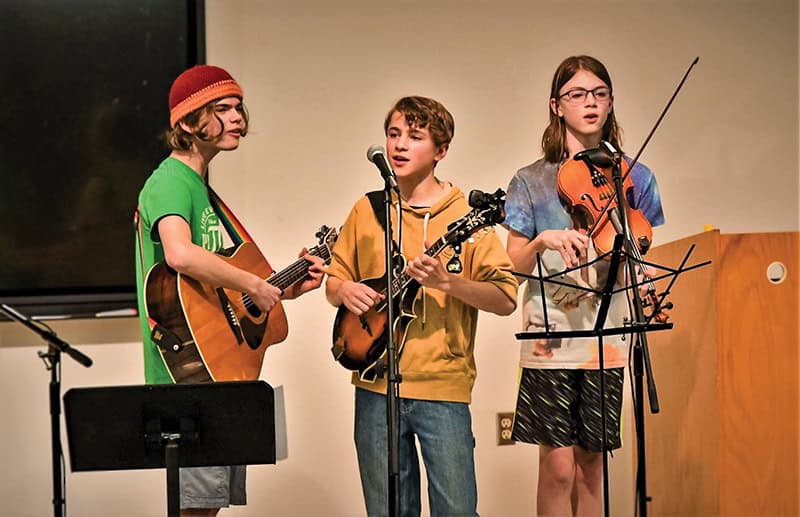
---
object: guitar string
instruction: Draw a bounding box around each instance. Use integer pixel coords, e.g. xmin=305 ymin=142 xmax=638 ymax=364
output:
xmin=241 ymin=244 xmax=333 ymax=309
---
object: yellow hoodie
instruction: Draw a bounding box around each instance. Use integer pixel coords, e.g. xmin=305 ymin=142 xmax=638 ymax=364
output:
xmin=327 ymin=184 xmax=518 ymax=403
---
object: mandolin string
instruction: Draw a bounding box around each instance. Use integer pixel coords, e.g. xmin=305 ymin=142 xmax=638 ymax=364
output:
xmin=383 ymin=211 xmax=496 ymax=296
xmin=373 ymin=205 xmax=500 ymax=311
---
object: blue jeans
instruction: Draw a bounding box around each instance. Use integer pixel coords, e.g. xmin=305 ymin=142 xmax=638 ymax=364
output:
xmin=354 ymin=388 xmax=478 ymax=517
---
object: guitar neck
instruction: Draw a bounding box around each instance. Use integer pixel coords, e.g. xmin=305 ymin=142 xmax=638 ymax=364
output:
xmin=266 ymin=244 xmax=328 ymax=291
xmin=267 ymin=257 xmax=312 ymax=290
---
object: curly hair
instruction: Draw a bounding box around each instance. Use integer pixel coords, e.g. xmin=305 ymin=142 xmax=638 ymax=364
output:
xmin=384 ymin=96 xmax=455 ymax=148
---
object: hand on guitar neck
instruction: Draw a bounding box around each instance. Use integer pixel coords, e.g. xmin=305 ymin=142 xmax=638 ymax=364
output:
xmin=280 ymin=248 xmax=326 ymax=300
xmin=243 ymin=275 xmax=283 ymax=313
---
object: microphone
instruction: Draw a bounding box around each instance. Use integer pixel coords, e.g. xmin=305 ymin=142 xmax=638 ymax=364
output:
xmin=600 ymin=140 xmax=621 ymax=160
xmin=574 ymin=147 xmax=614 ymax=168
xmin=366 ymin=144 xmax=398 ymax=191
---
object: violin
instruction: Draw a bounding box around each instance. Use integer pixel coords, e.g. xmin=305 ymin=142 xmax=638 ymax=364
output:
xmin=556 ymin=152 xmax=670 ymax=323
xmin=556 ymin=153 xmax=652 ymax=257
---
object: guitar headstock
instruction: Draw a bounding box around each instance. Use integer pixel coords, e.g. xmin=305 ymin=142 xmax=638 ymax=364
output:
xmin=442 ymin=189 xmax=506 ymax=247
xmin=314 ymin=225 xmax=339 ymax=264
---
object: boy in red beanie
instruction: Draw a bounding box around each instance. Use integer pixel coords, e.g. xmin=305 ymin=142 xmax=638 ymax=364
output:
xmin=135 ymin=65 xmax=325 ymax=516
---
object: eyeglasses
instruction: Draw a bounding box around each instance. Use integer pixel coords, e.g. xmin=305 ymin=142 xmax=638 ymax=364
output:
xmin=558 ymin=86 xmax=612 ymax=104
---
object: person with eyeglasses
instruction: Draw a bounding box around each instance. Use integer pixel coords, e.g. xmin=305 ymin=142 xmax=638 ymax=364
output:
xmin=502 ymin=55 xmax=665 ymax=516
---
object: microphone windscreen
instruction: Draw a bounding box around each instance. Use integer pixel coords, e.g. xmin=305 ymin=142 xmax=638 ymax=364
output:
xmin=574 ymin=147 xmax=613 ymax=168
xmin=366 ymin=144 xmax=384 ymax=163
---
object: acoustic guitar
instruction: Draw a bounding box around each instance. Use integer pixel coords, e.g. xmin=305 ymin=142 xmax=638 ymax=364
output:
xmin=146 ymin=225 xmax=337 ymax=383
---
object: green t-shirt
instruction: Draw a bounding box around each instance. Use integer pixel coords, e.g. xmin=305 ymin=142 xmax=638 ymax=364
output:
xmin=135 ymin=157 xmax=224 ymax=384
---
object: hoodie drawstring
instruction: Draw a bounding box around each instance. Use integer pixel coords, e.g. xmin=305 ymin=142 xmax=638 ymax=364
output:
xmin=421 ymin=211 xmax=431 ymax=326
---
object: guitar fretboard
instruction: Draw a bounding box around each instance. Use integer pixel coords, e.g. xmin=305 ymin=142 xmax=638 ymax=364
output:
xmin=267 ymin=243 xmax=332 ymax=290
xmin=241 ymin=243 xmax=332 ymax=310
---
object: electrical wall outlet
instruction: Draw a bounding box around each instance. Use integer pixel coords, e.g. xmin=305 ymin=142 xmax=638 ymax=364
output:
xmin=497 ymin=412 xmax=515 ymax=446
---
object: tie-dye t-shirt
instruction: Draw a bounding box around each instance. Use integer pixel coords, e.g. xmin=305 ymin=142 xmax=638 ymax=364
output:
xmin=503 ymin=157 xmax=664 ymax=369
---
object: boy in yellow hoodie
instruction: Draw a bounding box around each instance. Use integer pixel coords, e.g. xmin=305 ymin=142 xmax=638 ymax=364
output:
xmin=325 ymin=96 xmax=518 ymax=516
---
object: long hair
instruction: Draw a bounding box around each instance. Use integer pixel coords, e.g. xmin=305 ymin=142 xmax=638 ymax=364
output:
xmin=541 ymin=55 xmax=622 ymax=163
xmin=165 ymin=100 xmax=250 ymax=151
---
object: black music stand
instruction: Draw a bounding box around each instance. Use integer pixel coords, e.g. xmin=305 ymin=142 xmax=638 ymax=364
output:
xmin=64 ymin=381 xmax=276 ymax=517
xmin=515 ymin=235 xmax=709 ymax=516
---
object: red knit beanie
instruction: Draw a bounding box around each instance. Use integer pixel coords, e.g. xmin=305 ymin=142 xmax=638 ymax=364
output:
xmin=168 ymin=65 xmax=243 ymax=127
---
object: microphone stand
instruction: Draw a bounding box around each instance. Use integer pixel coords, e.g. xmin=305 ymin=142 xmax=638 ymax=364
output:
xmin=0 ymin=304 xmax=93 ymax=517
xmin=380 ymin=180 xmax=402 ymax=517
xmin=564 ymin=146 xmax=660 ymax=517
xmin=605 ymin=150 xmax=660 ymax=517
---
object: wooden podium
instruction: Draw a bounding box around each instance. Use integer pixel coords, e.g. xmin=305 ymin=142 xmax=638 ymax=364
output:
xmin=640 ymin=230 xmax=798 ymax=516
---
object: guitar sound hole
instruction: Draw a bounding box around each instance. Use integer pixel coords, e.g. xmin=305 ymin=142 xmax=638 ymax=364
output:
xmin=243 ymin=296 xmax=263 ymax=318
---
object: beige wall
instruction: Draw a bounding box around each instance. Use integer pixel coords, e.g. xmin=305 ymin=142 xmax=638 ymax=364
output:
xmin=1 ymin=1 xmax=797 ymax=516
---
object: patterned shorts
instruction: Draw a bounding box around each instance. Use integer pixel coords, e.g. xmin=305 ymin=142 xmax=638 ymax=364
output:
xmin=511 ymin=367 xmax=624 ymax=452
